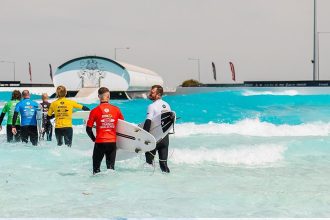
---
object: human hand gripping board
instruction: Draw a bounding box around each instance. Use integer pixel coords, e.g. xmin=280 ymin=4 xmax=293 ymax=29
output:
xmin=139 ymin=111 xmax=176 ymax=143
xmin=72 ymin=111 xmax=156 ymax=153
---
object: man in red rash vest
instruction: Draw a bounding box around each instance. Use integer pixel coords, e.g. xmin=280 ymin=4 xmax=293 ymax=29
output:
xmin=86 ymin=87 xmax=124 ymax=175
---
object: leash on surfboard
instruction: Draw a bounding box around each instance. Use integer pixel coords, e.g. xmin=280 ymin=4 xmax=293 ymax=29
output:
xmin=168 ymin=116 xmax=180 ymax=135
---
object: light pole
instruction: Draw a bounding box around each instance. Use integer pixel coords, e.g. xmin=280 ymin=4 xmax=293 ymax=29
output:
xmin=317 ymin=31 xmax=330 ymax=80
xmin=0 ymin=60 xmax=16 ymax=81
xmin=114 ymin=47 xmax=130 ymax=60
xmin=188 ymin=58 xmax=200 ymax=82
xmin=313 ymin=0 xmax=317 ymax=81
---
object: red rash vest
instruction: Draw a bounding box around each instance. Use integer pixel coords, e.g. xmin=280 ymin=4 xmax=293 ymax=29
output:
xmin=87 ymin=103 xmax=124 ymax=143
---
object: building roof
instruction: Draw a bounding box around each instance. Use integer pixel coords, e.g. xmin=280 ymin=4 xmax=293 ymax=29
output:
xmin=116 ymin=61 xmax=159 ymax=76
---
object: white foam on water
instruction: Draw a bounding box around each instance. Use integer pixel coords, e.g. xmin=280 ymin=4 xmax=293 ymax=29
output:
xmin=174 ymin=119 xmax=330 ymax=137
xmin=242 ymin=90 xmax=299 ymax=96
xmin=171 ymin=144 xmax=286 ymax=165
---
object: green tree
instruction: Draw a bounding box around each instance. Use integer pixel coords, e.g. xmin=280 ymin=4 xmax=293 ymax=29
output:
xmin=181 ymin=79 xmax=201 ymax=87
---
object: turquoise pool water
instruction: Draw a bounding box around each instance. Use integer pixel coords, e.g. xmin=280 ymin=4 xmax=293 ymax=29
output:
xmin=1 ymin=89 xmax=330 ymax=217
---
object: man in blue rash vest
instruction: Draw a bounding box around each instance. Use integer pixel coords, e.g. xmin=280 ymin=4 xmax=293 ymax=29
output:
xmin=40 ymin=93 xmax=52 ymax=141
xmin=12 ymin=90 xmax=40 ymax=146
xmin=143 ymin=85 xmax=171 ymax=173
xmin=0 ymin=90 xmax=22 ymax=142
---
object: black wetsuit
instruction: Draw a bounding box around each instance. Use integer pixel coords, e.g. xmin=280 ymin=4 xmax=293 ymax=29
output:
xmin=5 ymin=124 xmax=21 ymax=142
xmin=143 ymin=99 xmax=171 ymax=173
xmin=40 ymin=101 xmax=53 ymax=141
xmin=21 ymin=125 xmax=38 ymax=146
xmin=91 ymin=142 xmax=117 ymax=174
xmin=55 ymin=127 xmax=73 ymax=147
xmin=145 ymin=134 xmax=170 ymax=173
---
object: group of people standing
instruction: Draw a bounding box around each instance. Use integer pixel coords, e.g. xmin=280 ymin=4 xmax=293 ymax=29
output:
xmin=0 ymin=89 xmax=46 ymax=146
xmin=0 ymin=85 xmax=172 ymax=174
xmin=0 ymin=86 xmax=89 ymax=147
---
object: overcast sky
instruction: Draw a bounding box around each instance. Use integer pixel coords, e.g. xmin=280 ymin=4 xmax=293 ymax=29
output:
xmin=1 ymin=0 xmax=330 ymax=87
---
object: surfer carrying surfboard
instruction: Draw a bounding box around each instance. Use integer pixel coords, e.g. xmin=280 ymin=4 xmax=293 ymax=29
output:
xmin=85 ymin=87 xmax=124 ymax=175
xmin=46 ymin=85 xmax=90 ymax=147
xmin=143 ymin=85 xmax=171 ymax=173
xmin=11 ymin=90 xmax=41 ymax=146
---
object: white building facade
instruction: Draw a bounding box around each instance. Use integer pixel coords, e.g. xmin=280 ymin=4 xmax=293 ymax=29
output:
xmin=54 ymin=56 xmax=163 ymax=92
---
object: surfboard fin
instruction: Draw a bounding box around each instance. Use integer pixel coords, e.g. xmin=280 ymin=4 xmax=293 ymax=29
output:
xmin=145 ymin=140 xmax=151 ymax=145
xmin=135 ymin=148 xmax=142 ymax=153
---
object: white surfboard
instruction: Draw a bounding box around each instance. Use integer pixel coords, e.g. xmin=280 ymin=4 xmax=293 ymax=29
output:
xmin=116 ymin=119 xmax=156 ymax=153
xmin=36 ymin=109 xmax=43 ymax=139
xmin=139 ymin=111 xmax=176 ymax=142
xmin=72 ymin=111 xmax=156 ymax=153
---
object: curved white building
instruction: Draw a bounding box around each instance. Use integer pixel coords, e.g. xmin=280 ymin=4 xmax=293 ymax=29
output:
xmin=54 ymin=56 xmax=163 ymax=92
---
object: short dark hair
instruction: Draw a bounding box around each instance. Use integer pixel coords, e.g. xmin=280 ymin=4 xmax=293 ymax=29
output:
xmin=11 ymin=90 xmax=21 ymax=100
xmin=22 ymin=90 xmax=30 ymax=97
xmin=98 ymin=87 xmax=110 ymax=95
xmin=151 ymin=85 xmax=163 ymax=96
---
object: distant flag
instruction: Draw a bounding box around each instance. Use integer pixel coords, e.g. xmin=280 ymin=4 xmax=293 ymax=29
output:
xmin=28 ymin=62 xmax=32 ymax=82
xmin=49 ymin=64 xmax=53 ymax=81
xmin=229 ymin=61 xmax=236 ymax=81
xmin=212 ymin=62 xmax=217 ymax=81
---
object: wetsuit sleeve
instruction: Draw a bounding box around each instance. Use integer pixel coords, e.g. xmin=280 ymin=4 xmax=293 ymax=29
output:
xmin=0 ymin=112 xmax=5 ymax=125
xmin=12 ymin=111 xmax=18 ymax=128
xmin=86 ymin=126 xmax=96 ymax=142
xmin=86 ymin=110 xmax=96 ymax=142
xmin=82 ymin=106 xmax=90 ymax=111
xmin=12 ymin=102 xmax=20 ymax=127
xmin=0 ymin=103 xmax=8 ymax=124
xmin=143 ymin=119 xmax=152 ymax=132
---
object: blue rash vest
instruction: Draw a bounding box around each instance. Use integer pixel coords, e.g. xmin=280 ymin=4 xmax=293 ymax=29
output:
xmin=14 ymin=98 xmax=40 ymax=126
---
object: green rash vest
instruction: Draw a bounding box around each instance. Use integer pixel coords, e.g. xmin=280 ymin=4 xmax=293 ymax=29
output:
xmin=1 ymin=100 xmax=20 ymax=125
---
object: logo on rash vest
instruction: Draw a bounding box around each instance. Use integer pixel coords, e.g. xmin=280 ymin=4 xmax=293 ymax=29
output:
xmin=26 ymin=102 xmax=30 ymax=105
xmin=100 ymin=116 xmax=115 ymax=129
xmin=162 ymin=104 xmax=166 ymax=108
xmin=104 ymin=108 xmax=109 ymax=113
xmin=60 ymin=102 xmax=64 ymax=105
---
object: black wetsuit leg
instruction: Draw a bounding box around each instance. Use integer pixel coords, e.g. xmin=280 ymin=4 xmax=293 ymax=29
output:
xmin=46 ymin=124 xmax=53 ymax=141
xmin=63 ymin=127 xmax=73 ymax=147
xmin=104 ymin=142 xmax=117 ymax=170
xmin=6 ymin=125 xmax=14 ymax=142
xmin=157 ymin=135 xmax=170 ymax=173
xmin=41 ymin=131 xmax=45 ymax=140
xmin=29 ymin=126 xmax=38 ymax=146
xmin=55 ymin=128 xmax=72 ymax=146
xmin=20 ymin=126 xmax=29 ymax=143
xmin=145 ymin=148 xmax=157 ymax=165
xmin=93 ymin=142 xmax=117 ymax=173
xmin=14 ymin=125 xmax=21 ymax=142
xmin=43 ymin=123 xmax=52 ymax=141
xmin=55 ymin=128 xmax=64 ymax=146
xmin=92 ymin=143 xmax=105 ymax=174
